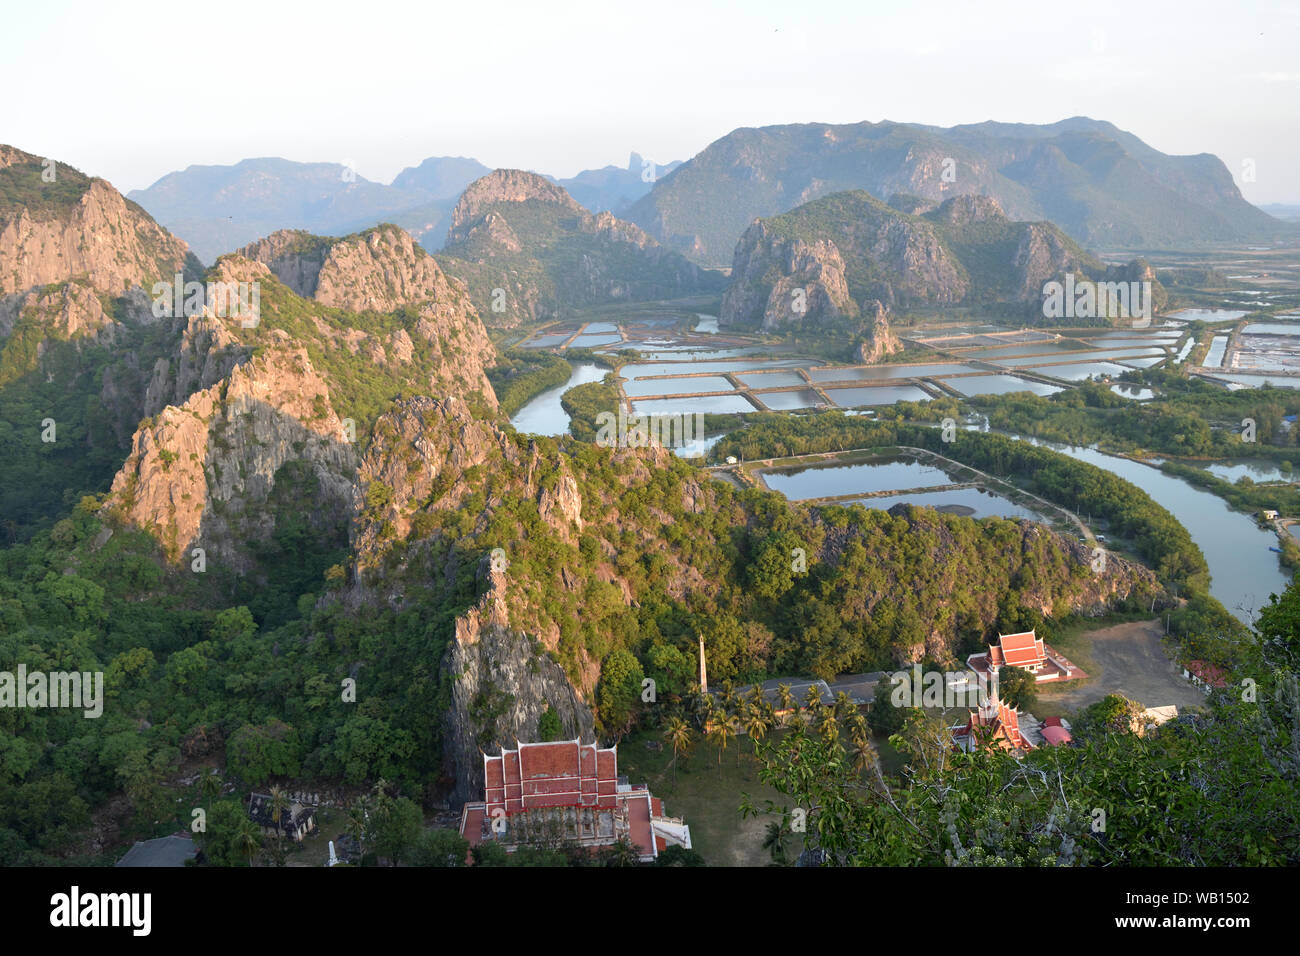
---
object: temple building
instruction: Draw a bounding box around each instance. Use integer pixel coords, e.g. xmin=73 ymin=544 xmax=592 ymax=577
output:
xmin=951 ymin=694 xmax=1036 ymax=754
xmin=967 ymin=629 xmax=1085 ymax=683
xmin=458 ymin=739 xmax=691 ymax=862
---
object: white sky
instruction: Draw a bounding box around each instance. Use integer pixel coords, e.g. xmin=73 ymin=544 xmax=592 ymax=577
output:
xmin=7 ymin=0 xmax=1300 ymax=203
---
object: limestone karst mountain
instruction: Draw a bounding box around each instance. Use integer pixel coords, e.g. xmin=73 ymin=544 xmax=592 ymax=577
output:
xmin=1 ymin=144 xmax=202 ymax=297
xmin=103 ymin=237 xmax=502 ymax=578
xmin=721 ymin=192 xmax=1165 ymax=333
xmin=0 ymin=145 xmax=206 ymax=537
xmin=627 ymin=118 xmax=1289 ymax=266
xmin=436 ymin=169 xmax=725 ymax=327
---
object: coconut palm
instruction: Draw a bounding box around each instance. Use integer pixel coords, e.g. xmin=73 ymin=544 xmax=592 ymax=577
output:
xmin=777 ymin=683 xmax=795 ymax=724
xmin=705 ymin=713 xmax=737 ymax=776
xmin=834 ymin=691 xmax=857 ymax=725
xmin=804 ymin=684 xmax=825 ymax=719
xmin=235 ymin=817 xmax=261 ymax=867
xmin=199 ymin=770 xmax=222 ymax=808
xmin=743 ymin=707 xmax=770 ymax=753
xmin=346 ymin=799 xmax=369 ymax=856
xmin=664 ymin=716 xmax=693 ymax=786
xmin=269 ymin=786 xmax=289 ymax=849
xmin=849 ymin=714 xmax=871 ymax=749
xmin=817 ymin=707 xmax=839 ymax=745
xmin=719 ymin=680 xmax=737 ymax=715
xmin=850 ymin=735 xmax=878 ymax=776
xmin=762 ymin=820 xmax=791 ymax=865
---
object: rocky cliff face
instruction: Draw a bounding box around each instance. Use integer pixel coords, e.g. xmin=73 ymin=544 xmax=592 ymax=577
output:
xmin=238 ymin=227 xmax=499 ymax=408
xmin=722 ymin=190 xmax=1106 ymax=331
xmin=442 ymin=578 xmax=597 ymax=806
xmin=446 ymin=169 xmax=585 ymax=240
xmin=721 ymin=194 xmax=970 ymax=330
xmin=854 ymin=301 xmax=903 ymax=363
xmin=0 ymin=145 xmax=200 ymax=298
xmin=242 ymin=224 xmax=461 ymax=313
xmin=350 ymin=395 xmax=516 ymax=570
xmin=109 ymin=343 xmax=357 ymax=570
xmin=438 ymin=169 xmax=723 ymax=326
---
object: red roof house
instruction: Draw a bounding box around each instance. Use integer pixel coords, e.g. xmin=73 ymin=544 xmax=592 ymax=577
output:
xmin=967 ymin=629 xmax=1085 ymax=683
xmin=1041 ymin=725 xmax=1073 ymax=747
xmin=1184 ymin=660 xmax=1228 ymax=692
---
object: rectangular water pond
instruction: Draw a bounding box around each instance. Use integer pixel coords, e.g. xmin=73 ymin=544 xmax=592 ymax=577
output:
xmin=1243 ymin=323 xmax=1300 ymax=336
xmin=762 ymin=457 xmax=958 ymax=499
xmin=1211 ymin=373 xmax=1300 ymax=389
xmin=824 ymin=385 xmax=932 ymax=407
xmin=736 ymin=370 xmax=808 ymax=389
xmin=810 ymin=363 xmax=978 ymax=382
xmin=995 ymin=348 xmax=1164 ymax=367
xmin=624 ymin=359 xmax=805 ymax=380
xmin=623 ymin=375 xmax=736 ymax=397
xmin=1114 ymin=355 xmax=1167 ymax=369
xmin=1026 ymin=361 xmax=1132 ymax=381
xmin=631 ymin=394 xmax=760 ymax=416
xmin=1203 ymin=336 xmax=1229 ymax=368
xmin=1166 ymin=309 xmax=1248 ymax=322
xmin=524 ymin=333 xmax=576 ymax=348
xmin=753 ymin=389 xmax=825 ymax=410
xmin=568 ymin=333 xmax=623 ymax=348
xmin=939 ymin=374 xmax=1062 ymax=397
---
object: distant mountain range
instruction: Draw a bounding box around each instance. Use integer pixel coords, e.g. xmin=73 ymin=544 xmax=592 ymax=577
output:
xmin=1260 ymin=203 xmax=1300 ymax=222
xmin=129 ymin=153 xmax=678 ymax=264
xmin=626 ymin=118 xmax=1293 ymax=266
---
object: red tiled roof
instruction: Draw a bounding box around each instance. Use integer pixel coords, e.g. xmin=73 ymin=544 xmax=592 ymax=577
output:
xmin=483 ymin=740 xmax=619 ymax=817
xmin=1042 ymin=726 xmax=1072 ymax=747
xmin=962 ymin=698 xmax=1031 ymax=751
xmin=997 ymin=631 xmax=1046 ymax=667
xmin=1187 ymin=660 xmax=1228 ymax=688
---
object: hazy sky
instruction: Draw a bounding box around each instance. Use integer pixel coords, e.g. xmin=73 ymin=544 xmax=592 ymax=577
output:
xmin=8 ymin=0 xmax=1300 ymax=203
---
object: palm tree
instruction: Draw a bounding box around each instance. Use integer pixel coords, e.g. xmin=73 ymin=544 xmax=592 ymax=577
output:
xmin=777 ymin=683 xmax=795 ymax=724
xmin=834 ymin=691 xmax=856 ymax=725
xmin=346 ymin=799 xmax=369 ymax=856
xmin=235 ymin=817 xmax=261 ymax=867
xmin=269 ymin=786 xmax=289 ymax=854
xmin=849 ymin=714 xmax=870 ymax=749
xmin=804 ymin=684 xmax=825 ymax=723
xmin=743 ymin=707 xmax=770 ymax=754
xmin=719 ymin=680 xmax=737 ymax=715
xmin=705 ymin=713 xmax=737 ymax=776
xmin=817 ymin=707 xmax=839 ymax=745
xmin=761 ymin=820 xmax=790 ymax=865
xmin=664 ymin=717 xmax=692 ymax=786
xmin=199 ymin=770 xmax=221 ymax=808
xmin=850 ymin=735 xmax=878 ymax=775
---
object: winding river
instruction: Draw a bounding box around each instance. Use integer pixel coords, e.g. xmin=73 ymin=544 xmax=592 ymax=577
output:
xmin=995 ymin=431 xmax=1291 ymax=623
xmin=509 ymin=362 xmax=606 ymax=436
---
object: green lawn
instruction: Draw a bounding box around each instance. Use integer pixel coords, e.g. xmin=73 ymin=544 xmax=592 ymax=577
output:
xmin=617 ymin=722 xmax=911 ymax=866
xmin=616 ymin=727 xmax=802 ymax=866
